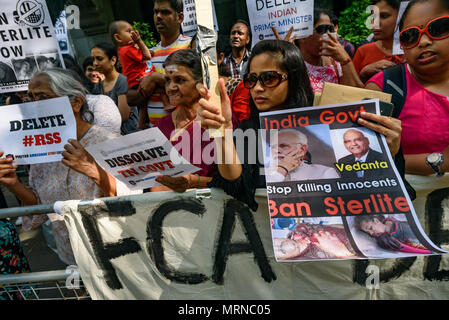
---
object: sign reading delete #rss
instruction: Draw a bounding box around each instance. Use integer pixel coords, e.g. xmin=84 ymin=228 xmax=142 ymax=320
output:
xmin=86 ymin=128 xmax=201 ymax=190
xmin=0 ymin=96 xmax=76 ymax=165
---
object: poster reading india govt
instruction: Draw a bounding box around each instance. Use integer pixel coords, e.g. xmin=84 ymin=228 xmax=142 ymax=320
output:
xmin=246 ymin=0 xmax=314 ymax=47
xmin=60 ymin=188 xmax=449 ymax=300
xmin=0 ymin=96 xmax=76 ymax=165
xmin=85 ymin=128 xmax=201 ymax=190
xmin=259 ymin=100 xmax=447 ymax=261
xmin=0 ymin=0 xmax=65 ymax=93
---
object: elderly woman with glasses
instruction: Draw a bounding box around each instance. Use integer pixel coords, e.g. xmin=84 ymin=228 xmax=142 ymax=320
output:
xmin=198 ymin=40 xmax=401 ymax=211
xmin=0 ymin=68 xmax=140 ymax=265
xmin=294 ymin=8 xmax=364 ymax=93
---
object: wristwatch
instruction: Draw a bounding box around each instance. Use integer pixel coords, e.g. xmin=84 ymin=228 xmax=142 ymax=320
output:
xmin=426 ymin=153 xmax=445 ymax=177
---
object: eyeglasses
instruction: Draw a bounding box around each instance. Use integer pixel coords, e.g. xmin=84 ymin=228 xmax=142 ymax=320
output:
xmin=315 ymin=24 xmax=335 ymax=35
xmin=399 ymin=15 xmax=449 ymax=49
xmin=243 ymin=71 xmax=288 ymax=89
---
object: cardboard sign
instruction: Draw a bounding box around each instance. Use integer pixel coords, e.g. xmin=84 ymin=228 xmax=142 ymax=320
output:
xmin=0 ymin=96 xmax=76 ymax=165
xmin=0 ymin=0 xmax=65 ymax=93
xmin=259 ymin=100 xmax=446 ymax=261
xmin=316 ymin=82 xmax=392 ymax=106
xmin=85 ymin=128 xmax=201 ymax=190
xmin=246 ymin=0 xmax=314 ymax=47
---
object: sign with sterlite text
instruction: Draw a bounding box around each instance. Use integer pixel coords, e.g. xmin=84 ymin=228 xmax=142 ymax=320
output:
xmin=0 ymin=96 xmax=76 ymax=165
xmin=246 ymin=0 xmax=314 ymax=47
xmin=85 ymin=128 xmax=200 ymax=190
xmin=260 ymin=100 xmax=446 ymax=261
xmin=0 ymin=0 xmax=65 ymax=93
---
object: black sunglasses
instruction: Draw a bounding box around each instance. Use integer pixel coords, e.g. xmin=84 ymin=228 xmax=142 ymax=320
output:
xmin=243 ymin=71 xmax=288 ymax=89
xmin=315 ymin=24 xmax=335 ymax=35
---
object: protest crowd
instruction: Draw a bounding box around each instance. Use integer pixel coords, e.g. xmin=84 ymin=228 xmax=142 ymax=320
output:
xmin=0 ymin=0 xmax=449 ymax=300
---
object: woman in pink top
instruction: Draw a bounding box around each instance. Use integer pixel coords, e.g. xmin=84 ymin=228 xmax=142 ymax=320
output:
xmin=366 ymin=0 xmax=449 ymax=175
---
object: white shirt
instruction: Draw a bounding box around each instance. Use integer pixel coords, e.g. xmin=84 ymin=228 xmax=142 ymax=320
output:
xmin=267 ymin=163 xmax=340 ymax=183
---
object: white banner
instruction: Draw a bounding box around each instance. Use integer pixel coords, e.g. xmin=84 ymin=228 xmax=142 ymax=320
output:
xmin=246 ymin=0 xmax=314 ymax=47
xmin=85 ymin=128 xmax=200 ymax=190
xmin=61 ymin=188 xmax=449 ymax=300
xmin=181 ymin=0 xmax=219 ymax=37
xmin=0 ymin=96 xmax=76 ymax=165
xmin=0 ymin=0 xmax=65 ymax=93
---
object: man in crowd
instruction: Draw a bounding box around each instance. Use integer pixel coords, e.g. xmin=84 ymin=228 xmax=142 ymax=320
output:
xmin=223 ymin=20 xmax=251 ymax=79
xmin=337 ymin=129 xmax=384 ymax=179
xmin=127 ymin=0 xmax=191 ymax=128
xmin=267 ymin=129 xmax=339 ymax=182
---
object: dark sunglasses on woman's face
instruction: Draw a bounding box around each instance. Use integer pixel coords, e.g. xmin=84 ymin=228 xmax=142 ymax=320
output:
xmin=399 ymin=15 xmax=449 ymax=49
xmin=315 ymin=24 xmax=335 ymax=35
xmin=243 ymin=71 xmax=288 ymax=89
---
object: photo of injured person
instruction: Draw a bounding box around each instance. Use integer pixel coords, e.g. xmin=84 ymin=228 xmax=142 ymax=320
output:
xmin=347 ymin=214 xmax=432 ymax=258
xmin=272 ymin=217 xmax=356 ymax=261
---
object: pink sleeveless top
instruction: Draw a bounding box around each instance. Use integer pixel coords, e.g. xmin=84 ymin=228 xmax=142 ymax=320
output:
xmin=367 ymin=64 xmax=449 ymax=155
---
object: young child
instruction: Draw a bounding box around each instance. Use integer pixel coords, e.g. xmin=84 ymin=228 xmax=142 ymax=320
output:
xmin=109 ymin=20 xmax=155 ymax=88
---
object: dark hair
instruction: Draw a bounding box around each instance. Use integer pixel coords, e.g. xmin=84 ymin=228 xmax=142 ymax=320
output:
xmin=231 ymin=19 xmax=252 ymax=49
xmin=92 ymin=42 xmax=121 ymax=72
xmin=371 ymin=0 xmax=401 ymax=10
xmin=245 ymin=40 xmax=314 ymax=110
xmin=353 ymin=215 xmax=386 ymax=231
xmin=109 ymin=20 xmax=128 ymax=44
xmin=82 ymin=56 xmax=94 ymax=72
xmin=314 ymin=8 xmax=333 ymax=27
xmin=399 ymin=0 xmax=449 ymax=30
xmin=155 ymin=0 xmax=183 ymax=13
xmin=61 ymin=55 xmax=95 ymax=93
xmin=218 ymin=63 xmax=232 ymax=77
xmin=163 ymin=49 xmax=203 ymax=82
xmin=329 ymin=12 xmax=338 ymax=26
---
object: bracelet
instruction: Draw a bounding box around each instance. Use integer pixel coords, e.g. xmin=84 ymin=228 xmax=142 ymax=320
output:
xmin=195 ymin=174 xmax=201 ymax=188
xmin=279 ymin=166 xmax=289 ymax=175
xmin=340 ymin=57 xmax=352 ymax=66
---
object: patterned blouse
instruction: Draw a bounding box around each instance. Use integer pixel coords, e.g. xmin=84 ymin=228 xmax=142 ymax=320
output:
xmin=22 ymin=125 xmax=139 ymax=265
xmin=305 ymin=60 xmax=343 ymax=94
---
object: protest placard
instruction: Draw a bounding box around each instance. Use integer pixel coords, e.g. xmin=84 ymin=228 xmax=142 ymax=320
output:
xmin=0 ymin=96 xmax=76 ymax=165
xmin=0 ymin=0 xmax=65 ymax=93
xmin=259 ymin=100 xmax=446 ymax=261
xmin=393 ymin=1 xmax=409 ymax=55
xmin=54 ymin=10 xmax=69 ymax=54
xmin=246 ymin=0 xmax=314 ymax=47
xmin=181 ymin=0 xmax=218 ymax=37
xmin=85 ymin=128 xmax=201 ymax=190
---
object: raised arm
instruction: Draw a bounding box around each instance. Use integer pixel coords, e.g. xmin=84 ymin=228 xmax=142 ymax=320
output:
xmin=198 ymin=79 xmax=242 ymax=181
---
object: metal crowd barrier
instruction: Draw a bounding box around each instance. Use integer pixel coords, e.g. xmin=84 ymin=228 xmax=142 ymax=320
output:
xmin=0 ymin=203 xmax=90 ymax=300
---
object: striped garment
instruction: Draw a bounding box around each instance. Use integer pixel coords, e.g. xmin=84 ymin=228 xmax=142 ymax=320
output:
xmin=147 ymin=34 xmax=192 ymax=125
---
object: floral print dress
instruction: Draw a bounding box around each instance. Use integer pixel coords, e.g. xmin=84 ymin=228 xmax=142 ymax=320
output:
xmin=305 ymin=60 xmax=343 ymax=94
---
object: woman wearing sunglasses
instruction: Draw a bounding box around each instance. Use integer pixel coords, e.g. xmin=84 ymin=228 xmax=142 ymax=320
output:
xmin=295 ymin=8 xmax=364 ymax=93
xmin=366 ymin=0 xmax=449 ymax=176
xmin=198 ymin=40 xmax=401 ymax=211
xmin=353 ymin=0 xmax=406 ymax=83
